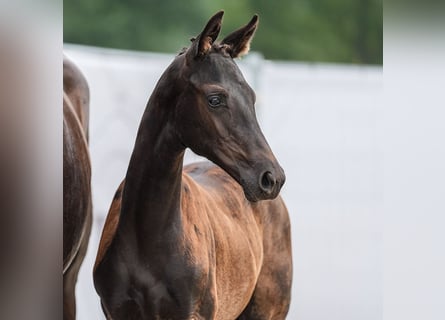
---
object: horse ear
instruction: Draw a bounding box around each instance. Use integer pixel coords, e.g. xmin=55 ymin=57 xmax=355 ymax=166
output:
xmin=221 ymin=15 xmax=258 ymax=58
xmin=191 ymin=11 xmax=224 ymax=59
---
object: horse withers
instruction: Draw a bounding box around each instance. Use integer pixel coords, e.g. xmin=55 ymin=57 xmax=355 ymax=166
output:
xmin=94 ymin=11 xmax=292 ymax=320
xmin=63 ymin=57 xmax=92 ymax=320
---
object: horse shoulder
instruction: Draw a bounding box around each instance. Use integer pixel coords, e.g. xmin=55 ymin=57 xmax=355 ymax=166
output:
xmin=94 ymin=180 xmax=125 ymax=272
xmin=180 ymin=174 xmax=215 ymax=258
xmin=182 ymin=164 xmax=263 ymax=251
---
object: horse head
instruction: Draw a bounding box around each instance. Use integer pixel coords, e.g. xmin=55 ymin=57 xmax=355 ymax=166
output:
xmin=167 ymin=11 xmax=285 ymax=201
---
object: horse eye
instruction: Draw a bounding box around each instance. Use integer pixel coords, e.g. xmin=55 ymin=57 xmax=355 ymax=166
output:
xmin=208 ymin=95 xmax=222 ymax=108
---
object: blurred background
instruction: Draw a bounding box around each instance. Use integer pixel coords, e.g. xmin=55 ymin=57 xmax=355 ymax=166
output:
xmin=64 ymin=1 xmax=382 ymax=319
xmin=64 ymin=0 xmax=382 ymax=65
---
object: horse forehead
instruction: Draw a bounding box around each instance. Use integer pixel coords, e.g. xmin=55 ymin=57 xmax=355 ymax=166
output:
xmin=193 ymin=54 xmax=245 ymax=84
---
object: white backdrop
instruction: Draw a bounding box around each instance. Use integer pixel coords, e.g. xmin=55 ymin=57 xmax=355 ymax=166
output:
xmin=64 ymin=44 xmax=382 ymax=320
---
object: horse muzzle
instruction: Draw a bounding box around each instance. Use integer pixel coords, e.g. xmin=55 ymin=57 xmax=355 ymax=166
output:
xmin=242 ymin=165 xmax=286 ymax=202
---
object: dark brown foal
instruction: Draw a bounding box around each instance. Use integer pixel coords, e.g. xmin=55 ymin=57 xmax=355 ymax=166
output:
xmin=63 ymin=57 xmax=92 ymax=320
xmin=94 ymin=11 xmax=292 ymax=320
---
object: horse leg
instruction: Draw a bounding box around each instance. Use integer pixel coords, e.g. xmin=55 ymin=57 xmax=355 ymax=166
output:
xmin=63 ymin=204 xmax=92 ymax=320
xmin=237 ymin=199 xmax=292 ymax=320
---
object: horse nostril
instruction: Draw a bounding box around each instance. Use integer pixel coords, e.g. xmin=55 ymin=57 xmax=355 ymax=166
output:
xmin=260 ymin=171 xmax=276 ymax=194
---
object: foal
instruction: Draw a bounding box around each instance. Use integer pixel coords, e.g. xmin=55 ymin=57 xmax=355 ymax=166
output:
xmin=94 ymin=11 xmax=292 ymax=320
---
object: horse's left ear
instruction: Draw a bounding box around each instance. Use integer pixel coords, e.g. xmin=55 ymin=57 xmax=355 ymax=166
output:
xmin=221 ymin=14 xmax=259 ymax=58
xmin=190 ymin=11 xmax=224 ymax=59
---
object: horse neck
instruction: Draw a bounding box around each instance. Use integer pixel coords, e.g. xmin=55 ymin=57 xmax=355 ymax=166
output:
xmin=117 ymin=85 xmax=186 ymax=244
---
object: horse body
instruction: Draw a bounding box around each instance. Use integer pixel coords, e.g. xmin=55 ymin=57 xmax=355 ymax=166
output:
xmin=181 ymin=164 xmax=292 ymax=320
xmin=63 ymin=57 xmax=92 ymax=320
xmin=94 ymin=12 xmax=292 ymax=320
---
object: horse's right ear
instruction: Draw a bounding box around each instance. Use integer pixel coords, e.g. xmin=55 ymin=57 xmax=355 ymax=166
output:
xmin=189 ymin=11 xmax=224 ymax=59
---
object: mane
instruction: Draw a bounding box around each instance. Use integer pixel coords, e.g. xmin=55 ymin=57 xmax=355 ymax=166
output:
xmin=177 ymin=42 xmax=232 ymax=57
xmin=178 ymin=47 xmax=188 ymax=56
